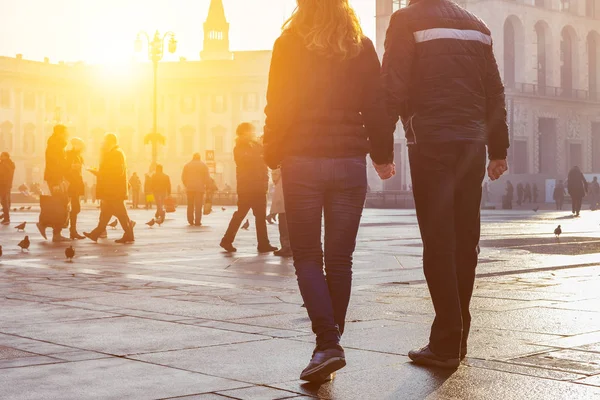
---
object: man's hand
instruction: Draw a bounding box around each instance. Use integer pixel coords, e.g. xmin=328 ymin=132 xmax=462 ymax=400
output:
xmin=487 ymin=159 xmax=508 ymax=181
xmin=374 ymin=162 xmax=396 ymax=180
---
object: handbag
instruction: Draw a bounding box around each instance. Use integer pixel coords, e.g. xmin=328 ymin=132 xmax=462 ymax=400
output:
xmin=164 ymin=196 xmax=176 ymax=213
xmin=39 ymin=194 xmax=68 ymax=227
xmin=203 ymin=192 xmax=213 ymax=215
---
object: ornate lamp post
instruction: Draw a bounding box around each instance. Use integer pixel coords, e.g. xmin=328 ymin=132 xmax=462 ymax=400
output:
xmin=135 ymin=30 xmax=177 ymax=169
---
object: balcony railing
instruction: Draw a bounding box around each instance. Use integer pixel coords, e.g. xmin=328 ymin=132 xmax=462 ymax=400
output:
xmin=507 ymin=82 xmax=599 ymax=102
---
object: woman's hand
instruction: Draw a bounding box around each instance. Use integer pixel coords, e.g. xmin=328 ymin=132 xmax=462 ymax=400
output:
xmin=373 ymin=162 xmax=396 ymax=180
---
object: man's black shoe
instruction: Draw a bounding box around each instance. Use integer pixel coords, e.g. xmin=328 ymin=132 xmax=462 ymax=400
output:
xmin=408 ymin=345 xmax=460 ymax=369
xmin=300 ymin=347 xmax=346 ymax=383
xmin=461 ymin=346 xmax=467 ymax=361
xmin=220 ymin=239 xmax=237 ymax=253
xmin=258 ymin=244 xmax=278 ymax=253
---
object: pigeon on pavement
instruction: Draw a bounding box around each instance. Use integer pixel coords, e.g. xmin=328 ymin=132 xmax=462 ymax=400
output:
xmin=146 ymin=219 xmax=156 ymax=227
xmin=554 ymin=225 xmax=562 ymax=238
xmin=65 ymin=246 xmax=75 ymax=262
xmin=241 ymin=220 xmax=250 ymax=230
xmin=18 ymin=236 xmax=30 ymax=252
xmin=108 ymin=219 xmax=118 ymax=229
xmin=533 ymin=206 xmax=539 ymax=212
xmin=15 ymin=222 xmax=26 ymax=232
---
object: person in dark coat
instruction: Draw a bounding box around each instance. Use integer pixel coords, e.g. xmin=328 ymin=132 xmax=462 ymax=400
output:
xmin=382 ymin=0 xmax=509 ymax=368
xmin=506 ymin=181 xmax=514 ymax=210
xmin=37 ymin=124 xmax=70 ymax=242
xmin=220 ymin=123 xmax=276 ymax=253
xmin=516 ymin=183 xmax=524 ymax=206
xmin=182 ymin=153 xmax=210 ymax=226
xmin=65 ymin=138 xmax=86 ymax=239
xmin=590 ymin=177 xmax=600 ymax=211
xmin=151 ymin=164 xmax=171 ymax=222
xmin=554 ymin=180 xmax=566 ymax=210
xmin=0 ymin=152 xmax=16 ymax=225
xmin=84 ymin=133 xmax=134 ymax=243
xmin=523 ymin=183 xmax=532 ymax=204
xmin=144 ymin=173 xmax=154 ymax=209
xmin=567 ymin=166 xmax=588 ymax=217
xmin=129 ymin=172 xmax=142 ymax=209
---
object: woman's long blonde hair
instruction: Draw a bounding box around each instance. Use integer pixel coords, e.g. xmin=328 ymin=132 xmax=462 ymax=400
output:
xmin=283 ymin=0 xmax=364 ymax=60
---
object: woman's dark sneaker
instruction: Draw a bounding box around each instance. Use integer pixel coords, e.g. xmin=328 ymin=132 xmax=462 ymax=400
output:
xmin=300 ymin=346 xmax=346 ymax=383
xmin=408 ymin=345 xmax=460 ymax=369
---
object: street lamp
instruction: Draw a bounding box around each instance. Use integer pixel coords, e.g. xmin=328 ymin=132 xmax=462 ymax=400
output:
xmin=135 ymin=30 xmax=177 ymax=169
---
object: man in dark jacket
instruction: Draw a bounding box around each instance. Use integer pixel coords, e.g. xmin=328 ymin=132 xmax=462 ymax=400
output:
xmin=220 ymin=123 xmax=277 ymax=253
xmin=65 ymin=138 xmax=86 ymax=239
xmin=84 ymin=133 xmax=134 ymax=244
xmin=567 ymin=166 xmax=588 ymax=217
xmin=182 ymin=153 xmax=210 ymax=226
xmin=151 ymin=164 xmax=171 ymax=222
xmin=383 ymin=0 xmax=509 ymax=368
xmin=0 ymin=152 xmax=16 ymax=225
xmin=38 ymin=124 xmax=70 ymax=242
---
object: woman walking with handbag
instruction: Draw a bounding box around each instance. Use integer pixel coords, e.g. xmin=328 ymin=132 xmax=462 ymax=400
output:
xmin=264 ymin=0 xmax=395 ymax=383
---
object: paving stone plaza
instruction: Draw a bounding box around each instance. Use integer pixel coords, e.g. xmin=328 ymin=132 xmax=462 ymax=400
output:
xmin=1 ymin=206 xmax=600 ymax=399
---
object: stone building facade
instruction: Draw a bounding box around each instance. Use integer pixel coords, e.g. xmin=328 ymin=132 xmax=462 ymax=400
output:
xmin=0 ymin=0 xmax=270 ymax=190
xmin=375 ymin=0 xmax=600 ymax=193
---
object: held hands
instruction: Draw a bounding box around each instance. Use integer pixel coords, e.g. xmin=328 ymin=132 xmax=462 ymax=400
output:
xmin=373 ymin=162 xmax=396 ymax=180
xmin=487 ymin=159 xmax=508 ymax=181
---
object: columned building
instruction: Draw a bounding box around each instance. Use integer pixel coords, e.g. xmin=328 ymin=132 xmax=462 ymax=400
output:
xmin=375 ymin=0 xmax=600 ymax=196
xmin=0 ymin=0 xmax=270 ymax=190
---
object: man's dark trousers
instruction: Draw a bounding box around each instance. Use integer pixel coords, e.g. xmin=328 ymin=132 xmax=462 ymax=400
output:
xmin=187 ymin=191 xmax=204 ymax=225
xmin=223 ymin=192 xmax=269 ymax=247
xmin=409 ymin=142 xmax=486 ymax=358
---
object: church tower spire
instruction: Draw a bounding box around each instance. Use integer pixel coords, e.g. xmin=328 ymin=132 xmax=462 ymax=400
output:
xmin=201 ymin=0 xmax=232 ymax=60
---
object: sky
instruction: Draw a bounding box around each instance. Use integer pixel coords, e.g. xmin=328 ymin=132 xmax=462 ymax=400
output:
xmin=0 ymin=0 xmax=376 ymax=65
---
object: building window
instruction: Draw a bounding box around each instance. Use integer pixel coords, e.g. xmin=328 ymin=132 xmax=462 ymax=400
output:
xmin=212 ymin=126 xmax=227 ymax=153
xmin=180 ymin=126 xmax=195 ymax=154
xmin=243 ymin=93 xmax=259 ymax=112
xmin=560 ymin=0 xmax=572 ymax=11
xmin=180 ymin=96 xmax=196 ymax=114
xmin=45 ymin=95 xmax=56 ymax=111
xmin=560 ymin=27 xmax=577 ymax=97
xmin=392 ymin=0 xmax=408 ymax=11
xmin=212 ymin=95 xmax=227 ymax=113
xmin=593 ymin=122 xmax=600 ymax=172
xmin=23 ymin=92 xmax=36 ymax=111
xmin=513 ymin=140 xmax=528 ymax=174
xmin=538 ymin=118 xmax=557 ymax=174
xmin=23 ymin=124 xmax=36 ymax=155
xmin=0 ymin=89 xmax=10 ymax=109
xmin=0 ymin=121 xmax=14 ymax=151
xmin=91 ymin=97 xmax=106 ymax=115
xmin=588 ymin=32 xmax=599 ymax=100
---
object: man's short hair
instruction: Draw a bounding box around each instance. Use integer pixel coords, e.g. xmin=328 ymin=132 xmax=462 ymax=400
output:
xmin=193 ymin=153 xmax=201 ymax=160
xmin=236 ymin=122 xmax=255 ymax=136
xmin=1 ymin=152 xmax=9 ymax=159
xmin=156 ymin=164 xmax=163 ymax=173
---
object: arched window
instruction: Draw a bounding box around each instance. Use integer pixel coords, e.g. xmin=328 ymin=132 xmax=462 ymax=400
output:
xmin=23 ymin=123 xmax=36 ymax=155
xmin=561 ymin=26 xmax=579 ymax=97
xmin=503 ymin=17 xmax=521 ymax=88
xmin=589 ymin=32 xmax=599 ymax=100
xmin=212 ymin=125 xmax=227 ymax=154
xmin=0 ymin=121 xmax=13 ymax=151
xmin=535 ymin=21 xmax=553 ymax=94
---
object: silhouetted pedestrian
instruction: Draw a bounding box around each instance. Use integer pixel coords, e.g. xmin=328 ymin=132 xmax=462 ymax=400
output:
xmin=505 ymin=181 xmax=514 ymax=210
xmin=554 ymin=180 xmax=566 ymax=210
xmin=220 ymin=124 xmax=276 ymax=253
xmin=37 ymin=124 xmax=70 ymax=242
xmin=151 ymin=165 xmax=171 ymax=222
xmin=568 ymin=166 xmax=588 ymax=217
xmin=0 ymin=152 xmax=16 ymax=225
xmin=590 ymin=177 xmax=600 ymax=211
xmin=182 ymin=153 xmax=210 ymax=226
xmin=516 ymin=183 xmax=524 ymax=206
xmin=144 ymin=173 xmax=154 ymax=209
xmin=65 ymin=138 xmax=85 ymax=239
xmin=84 ymin=133 xmax=134 ymax=244
xmin=523 ymin=183 xmax=532 ymax=204
xmin=129 ymin=172 xmax=142 ymax=209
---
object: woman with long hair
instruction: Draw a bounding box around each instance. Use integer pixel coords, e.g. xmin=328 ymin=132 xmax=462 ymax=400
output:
xmin=264 ymin=0 xmax=395 ymax=383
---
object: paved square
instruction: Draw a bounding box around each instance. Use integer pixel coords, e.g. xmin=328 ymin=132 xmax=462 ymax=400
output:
xmin=1 ymin=206 xmax=600 ymax=399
